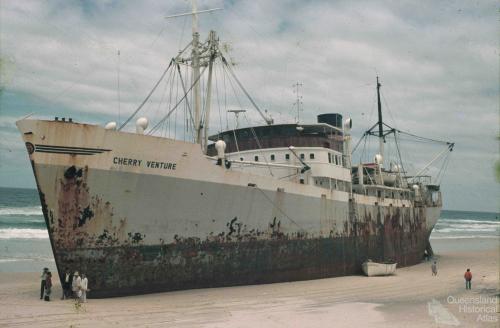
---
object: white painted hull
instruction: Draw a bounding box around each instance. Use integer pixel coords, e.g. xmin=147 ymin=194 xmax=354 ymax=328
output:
xmin=16 ymin=119 xmax=441 ymax=297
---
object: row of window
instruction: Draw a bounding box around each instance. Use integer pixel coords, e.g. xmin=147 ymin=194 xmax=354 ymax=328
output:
xmin=239 ymin=152 xmax=342 ymax=165
xmin=361 ymin=189 xmax=412 ymax=200
xmin=314 ymin=177 xmax=351 ymax=192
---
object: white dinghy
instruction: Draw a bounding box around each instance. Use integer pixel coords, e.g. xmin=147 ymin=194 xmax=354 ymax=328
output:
xmin=362 ymin=260 xmax=397 ymax=276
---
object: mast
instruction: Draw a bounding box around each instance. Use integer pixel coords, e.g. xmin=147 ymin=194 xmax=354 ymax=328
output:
xmin=376 ymin=76 xmax=384 ymax=166
xmin=203 ymin=30 xmax=217 ymax=153
xmin=192 ymin=0 xmax=202 ymax=144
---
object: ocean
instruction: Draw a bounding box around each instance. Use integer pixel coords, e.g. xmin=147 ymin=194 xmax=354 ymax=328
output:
xmin=0 ymin=187 xmax=498 ymax=272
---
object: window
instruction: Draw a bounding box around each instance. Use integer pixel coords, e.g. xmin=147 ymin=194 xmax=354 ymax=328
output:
xmin=328 ymin=153 xmax=332 ymax=163
xmin=334 ymin=156 xmax=338 ymax=165
xmin=254 ymin=156 xmax=259 ymax=162
xmin=299 ymin=178 xmax=305 ymax=184
xmin=300 ymin=153 xmax=305 ymax=160
xmin=285 ymin=154 xmax=290 ymax=160
xmin=240 ymin=157 xmax=244 ymax=161
xmin=309 ymin=153 xmax=315 ymax=160
xmin=270 ymin=154 xmax=275 ymax=161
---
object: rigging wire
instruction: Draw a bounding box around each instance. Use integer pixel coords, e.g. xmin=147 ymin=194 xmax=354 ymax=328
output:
xmin=254 ymin=187 xmax=305 ymax=231
xmin=394 ymin=131 xmax=407 ymax=176
xmin=164 ymin=65 xmax=176 ymax=137
xmin=223 ymin=62 xmax=229 ymax=130
xmin=119 ymin=59 xmax=174 ymax=130
xmin=381 ymin=90 xmax=398 ymax=129
xmin=220 ymin=55 xmax=272 ymax=125
xmin=176 ymin=63 xmax=196 ymax=132
xmin=155 ymin=65 xmax=175 ymax=137
xmin=219 ymin=61 xmax=274 ymax=176
xmin=174 ymin=63 xmax=180 ymax=139
xmin=148 ymin=65 xmax=208 ymax=134
xmin=242 ymin=113 xmax=274 ymax=176
xmin=214 ymin=61 xmax=224 ymax=135
xmin=395 ymin=130 xmax=451 ymax=145
xmin=116 ymin=50 xmax=121 ymax=126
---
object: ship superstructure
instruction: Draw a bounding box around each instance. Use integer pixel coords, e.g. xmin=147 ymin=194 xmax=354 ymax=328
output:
xmin=16 ymin=1 xmax=453 ymax=297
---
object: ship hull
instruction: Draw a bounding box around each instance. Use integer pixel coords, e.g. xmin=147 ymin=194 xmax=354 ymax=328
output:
xmin=18 ymin=119 xmax=440 ymax=297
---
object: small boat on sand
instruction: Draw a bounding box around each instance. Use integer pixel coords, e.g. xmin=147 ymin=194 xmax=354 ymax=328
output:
xmin=362 ymin=260 xmax=397 ymax=276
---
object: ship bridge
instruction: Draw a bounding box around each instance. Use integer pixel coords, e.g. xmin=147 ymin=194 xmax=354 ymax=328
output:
xmin=207 ymin=117 xmax=344 ymax=156
xmin=207 ymin=114 xmax=351 ymax=189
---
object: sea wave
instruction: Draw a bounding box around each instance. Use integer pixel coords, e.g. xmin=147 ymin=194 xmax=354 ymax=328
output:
xmin=0 ymin=206 xmax=43 ymax=216
xmin=430 ymin=235 xmax=499 ymax=240
xmin=0 ymin=219 xmax=46 ymax=229
xmin=0 ymin=228 xmax=48 ymax=239
xmin=0 ymin=257 xmax=55 ymax=263
xmin=436 ymin=222 xmax=499 ymax=229
xmin=439 ymin=218 xmax=499 ymax=225
xmin=434 ymin=227 xmax=497 ymax=233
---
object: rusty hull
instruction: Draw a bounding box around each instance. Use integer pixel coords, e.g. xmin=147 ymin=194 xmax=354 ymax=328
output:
xmin=32 ymin=164 xmax=435 ymax=298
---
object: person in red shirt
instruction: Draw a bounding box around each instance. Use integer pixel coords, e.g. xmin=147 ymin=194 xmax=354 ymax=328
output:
xmin=464 ymin=269 xmax=472 ymax=290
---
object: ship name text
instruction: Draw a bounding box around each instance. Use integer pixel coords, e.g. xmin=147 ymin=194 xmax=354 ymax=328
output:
xmin=113 ymin=157 xmax=176 ymax=170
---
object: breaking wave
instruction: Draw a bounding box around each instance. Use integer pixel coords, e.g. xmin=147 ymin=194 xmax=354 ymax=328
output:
xmin=0 ymin=206 xmax=43 ymax=216
xmin=431 ymin=214 xmax=499 ymax=240
xmin=0 ymin=228 xmax=48 ymax=239
xmin=0 ymin=258 xmax=54 ymax=263
xmin=430 ymin=235 xmax=499 ymax=240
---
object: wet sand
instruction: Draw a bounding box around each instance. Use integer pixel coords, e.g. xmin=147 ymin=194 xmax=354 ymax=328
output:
xmin=0 ymin=238 xmax=498 ymax=327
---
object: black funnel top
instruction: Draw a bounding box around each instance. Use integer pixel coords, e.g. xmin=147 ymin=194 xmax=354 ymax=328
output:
xmin=317 ymin=113 xmax=343 ymax=128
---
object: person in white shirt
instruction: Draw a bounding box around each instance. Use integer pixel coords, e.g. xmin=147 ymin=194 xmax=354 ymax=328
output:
xmin=80 ymin=273 xmax=89 ymax=303
xmin=71 ymin=271 xmax=81 ymax=299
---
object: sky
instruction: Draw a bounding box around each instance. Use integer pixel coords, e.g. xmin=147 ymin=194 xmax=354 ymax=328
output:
xmin=0 ymin=0 xmax=498 ymax=212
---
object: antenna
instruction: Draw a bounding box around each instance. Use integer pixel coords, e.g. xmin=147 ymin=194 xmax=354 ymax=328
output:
xmin=292 ymin=82 xmax=303 ymax=123
xmin=228 ymin=109 xmax=246 ymax=129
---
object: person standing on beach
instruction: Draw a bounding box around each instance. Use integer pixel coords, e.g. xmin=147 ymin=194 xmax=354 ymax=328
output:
xmin=464 ymin=269 xmax=472 ymax=289
xmin=39 ymin=267 xmax=48 ymax=299
xmin=72 ymin=271 xmax=81 ymax=299
xmin=61 ymin=268 xmax=72 ymax=300
xmin=44 ymin=271 xmax=52 ymax=301
xmin=80 ymin=273 xmax=89 ymax=303
xmin=431 ymin=261 xmax=437 ymax=276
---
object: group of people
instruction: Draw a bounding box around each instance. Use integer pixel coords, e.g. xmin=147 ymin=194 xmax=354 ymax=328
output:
xmin=40 ymin=268 xmax=89 ymax=302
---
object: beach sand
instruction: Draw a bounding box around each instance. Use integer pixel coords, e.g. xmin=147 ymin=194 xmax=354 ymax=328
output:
xmin=0 ymin=238 xmax=498 ymax=327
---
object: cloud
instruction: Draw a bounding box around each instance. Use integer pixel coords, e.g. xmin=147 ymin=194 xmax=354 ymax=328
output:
xmin=0 ymin=0 xmax=497 ymax=211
